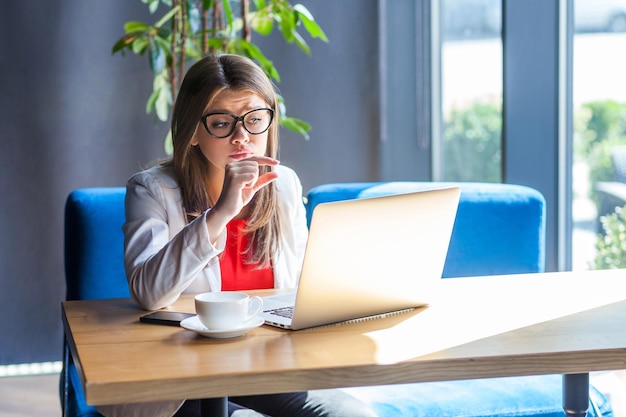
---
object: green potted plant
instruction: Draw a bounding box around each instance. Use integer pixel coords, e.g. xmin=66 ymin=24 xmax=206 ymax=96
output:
xmin=112 ymin=0 xmax=328 ymax=153
xmin=593 ymin=204 xmax=626 ymax=269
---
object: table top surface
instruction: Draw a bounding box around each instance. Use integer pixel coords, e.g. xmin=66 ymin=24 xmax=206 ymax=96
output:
xmin=62 ymin=268 xmax=626 ymax=406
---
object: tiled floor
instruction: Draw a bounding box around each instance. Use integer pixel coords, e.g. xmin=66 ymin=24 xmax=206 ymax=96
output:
xmin=0 ymin=371 xmax=625 ymax=417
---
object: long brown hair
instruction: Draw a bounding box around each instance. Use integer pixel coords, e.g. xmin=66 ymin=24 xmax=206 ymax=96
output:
xmin=171 ymin=54 xmax=280 ymax=267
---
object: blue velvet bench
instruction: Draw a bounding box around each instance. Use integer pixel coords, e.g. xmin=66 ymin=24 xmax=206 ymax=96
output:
xmin=61 ymin=182 xmax=614 ymax=417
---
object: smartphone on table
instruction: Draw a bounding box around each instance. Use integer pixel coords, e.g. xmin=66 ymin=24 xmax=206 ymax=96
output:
xmin=140 ymin=311 xmax=195 ymax=326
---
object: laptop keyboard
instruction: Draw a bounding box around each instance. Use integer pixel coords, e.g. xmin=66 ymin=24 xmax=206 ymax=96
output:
xmin=266 ymin=306 xmax=294 ymax=319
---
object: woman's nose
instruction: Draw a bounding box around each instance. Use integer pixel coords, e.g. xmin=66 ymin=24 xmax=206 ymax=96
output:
xmin=230 ymin=123 xmax=250 ymax=144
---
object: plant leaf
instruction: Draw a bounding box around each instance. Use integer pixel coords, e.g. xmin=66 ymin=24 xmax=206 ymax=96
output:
xmin=151 ymin=74 xmax=172 ymax=122
xmin=251 ymin=10 xmax=274 ymax=35
xmin=155 ymin=86 xmax=171 ymax=122
xmin=124 ymin=21 xmax=150 ymax=33
xmin=132 ymin=36 xmax=150 ymax=54
xmin=164 ymin=130 xmax=173 ymax=155
xmin=112 ymin=32 xmax=142 ymax=54
xmin=291 ymin=28 xmax=311 ymax=55
xmin=237 ymin=40 xmax=280 ymax=82
xmin=154 ymin=36 xmax=172 ymax=61
xmin=207 ymin=37 xmax=226 ymax=53
xmin=146 ymin=88 xmax=159 ymax=113
xmin=187 ymin=2 xmax=201 ymax=33
xmin=148 ymin=38 xmax=166 ymax=74
xmin=156 ymin=26 xmax=171 ymax=40
xmin=223 ymin=0 xmax=234 ymax=29
xmin=281 ymin=116 xmax=311 ymax=139
xmin=148 ymin=1 xmax=159 ymax=14
xmin=141 ymin=0 xmax=161 ymax=14
xmin=251 ymin=0 xmax=267 ymax=9
xmin=294 ymin=4 xmax=328 ymax=42
xmin=280 ymin=15 xmax=297 ymax=42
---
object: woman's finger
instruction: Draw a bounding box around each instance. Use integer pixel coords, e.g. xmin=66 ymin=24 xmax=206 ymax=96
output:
xmin=253 ymin=172 xmax=279 ymax=191
xmin=241 ymin=156 xmax=280 ymax=167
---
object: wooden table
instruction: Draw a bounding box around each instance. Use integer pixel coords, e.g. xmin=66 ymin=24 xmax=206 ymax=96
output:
xmin=62 ymin=269 xmax=626 ymax=417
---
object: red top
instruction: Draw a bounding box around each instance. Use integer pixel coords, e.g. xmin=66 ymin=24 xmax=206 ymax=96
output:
xmin=219 ymin=219 xmax=274 ymax=291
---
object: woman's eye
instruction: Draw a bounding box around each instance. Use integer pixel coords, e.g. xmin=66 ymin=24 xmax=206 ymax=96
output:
xmin=212 ymin=121 xmax=230 ymax=129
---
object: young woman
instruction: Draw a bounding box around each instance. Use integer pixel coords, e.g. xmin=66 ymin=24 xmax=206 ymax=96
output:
xmin=97 ymin=54 xmax=377 ymax=417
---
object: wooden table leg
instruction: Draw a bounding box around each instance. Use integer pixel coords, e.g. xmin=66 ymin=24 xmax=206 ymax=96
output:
xmin=563 ymin=373 xmax=589 ymax=417
xmin=201 ymin=397 xmax=228 ymax=417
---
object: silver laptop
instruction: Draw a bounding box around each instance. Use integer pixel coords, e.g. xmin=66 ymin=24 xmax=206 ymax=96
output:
xmin=261 ymin=186 xmax=461 ymax=330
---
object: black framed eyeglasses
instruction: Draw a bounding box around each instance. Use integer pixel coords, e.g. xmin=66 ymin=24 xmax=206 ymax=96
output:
xmin=200 ymin=108 xmax=274 ymax=138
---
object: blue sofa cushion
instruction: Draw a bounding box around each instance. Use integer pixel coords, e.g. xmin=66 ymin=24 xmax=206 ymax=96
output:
xmin=67 ymin=363 xmax=101 ymax=417
xmin=341 ymin=376 xmax=613 ymax=417
xmin=64 ymin=187 xmax=129 ymax=301
xmin=306 ymin=182 xmax=546 ymax=278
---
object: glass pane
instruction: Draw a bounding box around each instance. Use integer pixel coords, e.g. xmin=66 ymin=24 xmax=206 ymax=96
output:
xmin=572 ymin=0 xmax=626 ymax=271
xmin=439 ymin=0 xmax=502 ymax=182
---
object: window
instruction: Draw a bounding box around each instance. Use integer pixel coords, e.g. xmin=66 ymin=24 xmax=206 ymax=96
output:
xmin=382 ymin=0 xmax=569 ymax=271
xmin=572 ymin=0 xmax=626 ymax=270
xmin=436 ymin=0 xmax=502 ymax=182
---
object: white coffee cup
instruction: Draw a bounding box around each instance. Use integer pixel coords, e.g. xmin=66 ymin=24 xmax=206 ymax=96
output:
xmin=194 ymin=292 xmax=263 ymax=330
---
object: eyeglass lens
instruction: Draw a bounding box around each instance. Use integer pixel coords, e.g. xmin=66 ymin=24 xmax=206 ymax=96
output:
xmin=203 ymin=109 xmax=273 ymax=138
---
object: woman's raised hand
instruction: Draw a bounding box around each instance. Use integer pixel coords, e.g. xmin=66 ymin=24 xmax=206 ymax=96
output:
xmin=219 ymin=156 xmax=279 ymax=216
xmin=205 ymin=156 xmax=279 ymax=242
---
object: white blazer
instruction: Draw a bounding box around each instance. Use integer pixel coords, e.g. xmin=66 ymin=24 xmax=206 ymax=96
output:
xmin=97 ymin=162 xmax=308 ymax=417
xmin=123 ymin=162 xmax=308 ymax=310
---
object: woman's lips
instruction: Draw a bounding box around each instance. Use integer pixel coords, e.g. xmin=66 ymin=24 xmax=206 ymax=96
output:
xmin=229 ymin=151 xmax=253 ymax=160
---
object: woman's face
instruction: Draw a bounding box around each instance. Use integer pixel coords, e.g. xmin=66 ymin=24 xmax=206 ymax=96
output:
xmin=191 ymin=89 xmax=271 ymax=172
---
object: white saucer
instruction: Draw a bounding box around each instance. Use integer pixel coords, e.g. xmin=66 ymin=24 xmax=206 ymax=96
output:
xmin=180 ymin=315 xmax=264 ymax=339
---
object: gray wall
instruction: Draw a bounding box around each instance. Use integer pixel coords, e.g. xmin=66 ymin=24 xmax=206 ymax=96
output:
xmin=0 ymin=1 xmax=380 ymax=364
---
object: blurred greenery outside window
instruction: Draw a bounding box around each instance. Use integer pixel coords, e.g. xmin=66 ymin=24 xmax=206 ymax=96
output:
xmin=572 ymin=0 xmax=626 ymax=269
xmin=574 ymin=100 xmax=626 ymax=202
xmin=439 ymin=0 xmax=502 ymax=183
xmin=443 ymin=101 xmax=502 ymax=182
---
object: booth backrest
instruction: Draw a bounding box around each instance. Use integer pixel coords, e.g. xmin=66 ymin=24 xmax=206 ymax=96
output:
xmin=306 ymin=182 xmax=546 ymax=278
xmin=64 ymin=187 xmax=129 ymax=301
xmin=64 ymin=182 xmax=547 ymax=302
